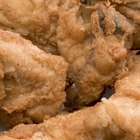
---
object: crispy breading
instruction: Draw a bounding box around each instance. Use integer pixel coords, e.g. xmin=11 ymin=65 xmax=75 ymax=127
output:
xmin=57 ymin=0 xmax=135 ymax=108
xmin=0 ymin=0 xmax=66 ymax=54
xmin=0 ymin=29 xmax=68 ymax=127
xmin=111 ymin=0 xmax=140 ymax=49
xmin=0 ymin=0 xmax=137 ymax=108
xmin=0 ymin=55 xmax=140 ymax=140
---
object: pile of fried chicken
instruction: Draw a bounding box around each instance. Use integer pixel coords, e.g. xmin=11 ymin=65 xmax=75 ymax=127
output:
xmin=0 ymin=0 xmax=140 ymax=139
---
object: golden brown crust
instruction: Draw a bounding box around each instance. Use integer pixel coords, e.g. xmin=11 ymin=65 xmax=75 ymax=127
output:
xmin=111 ymin=0 xmax=140 ymax=49
xmin=57 ymin=0 xmax=135 ymax=108
xmin=0 ymin=0 xmax=138 ymax=108
xmin=0 ymin=1 xmax=139 ymax=139
xmin=0 ymin=55 xmax=139 ymax=140
xmin=0 ymin=29 xmax=68 ymax=127
xmin=0 ymin=0 xmax=66 ymax=54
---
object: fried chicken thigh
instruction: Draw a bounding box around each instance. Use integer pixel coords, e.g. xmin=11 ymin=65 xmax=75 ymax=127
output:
xmin=57 ymin=0 xmax=135 ymax=108
xmin=0 ymin=0 xmax=65 ymax=54
xmin=0 ymin=29 xmax=67 ymax=127
xmin=0 ymin=55 xmax=139 ymax=140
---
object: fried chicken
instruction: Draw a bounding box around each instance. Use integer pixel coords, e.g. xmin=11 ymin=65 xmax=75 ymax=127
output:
xmin=0 ymin=0 xmax=137 ymax=109
xmin=0 ymin=29 xmax=68 ymax=127
xmin=57 ymin=0 xmax=135 ymax=108
xmin=0 ymin=0 xmax=66 ymax=54
xmin=109 ymin=0 xmax=140 ymax=49
xmin=0 ymin=54 xmax=139 ymax=140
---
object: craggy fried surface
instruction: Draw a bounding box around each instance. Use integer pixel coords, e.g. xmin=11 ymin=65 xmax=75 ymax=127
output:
xmin=0 ymin=29 xmax=68 ymax=127
xmin=0 ymin=55 xmax=140 ymax=140
xmin=0 ymin=0 xmax=140 ymax=138
xmin=57 ymin=0 xmax=135 ymax=108
xmin=0 ymin=0 xmax=139 ymax=108
xmin=1 ymin=0 xmax=139 ymax=53
xmin=0 ymin=0 xmax=66 ymax=54
xmin=111 ymin=0 xmax=140 ymax=49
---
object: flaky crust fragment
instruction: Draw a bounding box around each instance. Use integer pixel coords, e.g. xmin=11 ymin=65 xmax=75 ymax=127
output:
xmin=0 ymin=29 xmax=68 ymax=127
xmin=0 ymin=55 xmax=140 ymax=140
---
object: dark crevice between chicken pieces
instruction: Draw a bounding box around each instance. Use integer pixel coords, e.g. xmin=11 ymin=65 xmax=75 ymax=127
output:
xmin=80 ymin=0 xmax=91 ymax=5
xmin=64 ymin=86 xmax=113 ymax=110
xmin=80 ymin=0 xmax=104 ymax=5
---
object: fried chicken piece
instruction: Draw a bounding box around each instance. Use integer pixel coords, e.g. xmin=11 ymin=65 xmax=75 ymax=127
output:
xmin=0 ymin=29 xmax=68 ymax=127
xmin=57 ymin=0 xmax=135 ymax=108
xmin=0 ymin=0 xmax=65 ymax=54
xmin=0 ymin=55 xmax=140 ymax=140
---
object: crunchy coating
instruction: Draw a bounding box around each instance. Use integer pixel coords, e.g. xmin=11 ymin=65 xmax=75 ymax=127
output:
xmin=110 ymin=0 xmax=140 ymax=49
xmin=0 ymin=0 xmax=66 ymax=54
xmin=57 ymin=0 xmax=135 ymax=108
xmin=0 ymin=55 xmax=140 ymax=140
xmin=0 ymin=29 xmax=68 ymax=127
xmin=0 ymin=0 xmax=137 ymax=108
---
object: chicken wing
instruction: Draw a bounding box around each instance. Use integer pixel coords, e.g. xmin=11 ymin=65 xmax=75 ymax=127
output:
xmin=0 ymin=29 xmax=68 ymax=127
xmin=0 ymin=55 xmax=140 ymax=140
